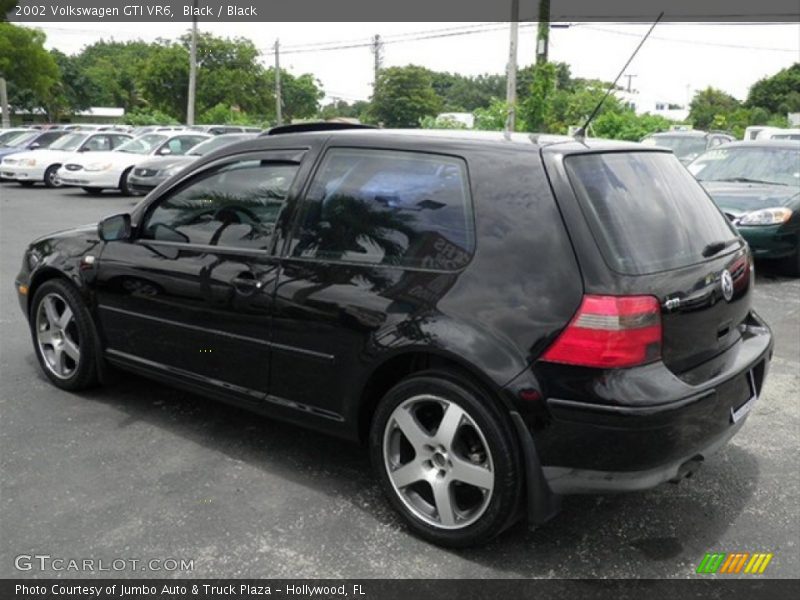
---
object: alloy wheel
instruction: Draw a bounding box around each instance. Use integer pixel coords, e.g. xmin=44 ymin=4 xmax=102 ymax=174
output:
xmin=35 ymin=292 xmax=81 ymax=379
xmin=383 ymin=394 xmax=494 ymax=530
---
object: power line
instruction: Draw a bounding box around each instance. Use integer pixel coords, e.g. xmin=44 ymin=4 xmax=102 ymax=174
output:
xmin=578 ymin=24 xmax=798 ymax=52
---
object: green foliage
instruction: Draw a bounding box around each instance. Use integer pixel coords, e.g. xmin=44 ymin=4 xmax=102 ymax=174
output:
xmin=430 ymin=71 xmax=505 ymax=112
xmin=746 ymin=63 xmax=800 ymax=114
xmin=139 ymin=42 xmax=189 ymax=119
xmin=592 ymin=111 xmax=673 ymax=141
xmin=689 ymin=87 xmax=741 ymax=130
xmin=319 ymin=99 xmax=370 ymax=121
xmin=123 ymin=108 xmax=180 ymax=126
xmin=265 ymin=69 xmax=324 ymax=123
xmin=0 ymin=23 xmax=60 ymax=117
xmin=473 ymin=98 xmax=527 ymax=131
xmin=520 ymin=62 xmax=557 ymax=132
xmin=419 ymin=114 xmax=468 ymax=129
xmin=198 ymin=103 xmax=258 ymax=125
xmin=370 ymin=65 xmax=442 ymax=128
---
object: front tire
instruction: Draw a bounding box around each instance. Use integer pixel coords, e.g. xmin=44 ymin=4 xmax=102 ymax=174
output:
xmin=30 ymin=279 xmax=99 ymax=391
xmin=119 ymin=168 xmax=134 ymax=196
xmin=44 ymin=164 xmax=62 ymax=188
xmin=369 ymin=371 xmax=522 ymax=547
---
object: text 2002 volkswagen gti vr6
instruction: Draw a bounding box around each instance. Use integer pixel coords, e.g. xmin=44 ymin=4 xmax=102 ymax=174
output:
xmin=15 ymin=127 xmax=773 ymax=547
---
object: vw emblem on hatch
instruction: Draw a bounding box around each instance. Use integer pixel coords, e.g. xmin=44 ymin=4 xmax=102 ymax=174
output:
xmin=721 ymin=269 xmax=734 ymax=302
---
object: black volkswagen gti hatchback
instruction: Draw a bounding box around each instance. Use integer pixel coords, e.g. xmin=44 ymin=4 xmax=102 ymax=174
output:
xmin=15 ymin=128 xmax=773 ymax=547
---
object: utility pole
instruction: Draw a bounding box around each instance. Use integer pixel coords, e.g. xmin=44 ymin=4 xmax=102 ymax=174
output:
xmin=274 ymin=39 xmax=283 ymax=126
xmin=371 ymin=34 xmax=383 ymax=90
xmin=505 ymin=0 xmax=519 ymax=133
xmin=0 ymin=77 xmax=9 ymax=129
xmin=624 ymin=74 xmax=637 ymax=92
xmin=186 ymin=0 xmax=198 ymax=126
xmin=536 ymin=0 xmax=551 ymax=65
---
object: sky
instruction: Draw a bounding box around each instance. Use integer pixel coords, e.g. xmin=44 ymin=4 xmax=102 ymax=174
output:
xmin=23 ymin=21 xmax=800 ymax=106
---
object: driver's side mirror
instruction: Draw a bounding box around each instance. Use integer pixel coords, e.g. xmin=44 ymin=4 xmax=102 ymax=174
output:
xmin=98 ymin=214 xmax=132 ymax=242
xmin=158 ymin=147 xmax=172 ymax=155
xmin=78 ymin=146 xmax=92 ymax=152
xmin=29 ymin=142 xmax=41 ymax=149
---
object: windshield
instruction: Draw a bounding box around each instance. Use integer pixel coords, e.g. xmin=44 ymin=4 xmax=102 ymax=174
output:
xmin=0 ymin=130 xmax=29 ymax=145
xmin=566 ymin=152 xmax=739 ymax=275
xmin=115 ymin=134 xmax=168 ymax=154
xmin=689 ymin=146 xmax=800 ymax=187
xmin=188 ymin=134 xmax=253 ymax=156
xmin=0 ymin=131 xmax=32 ymax=146
xmin=48 ymin=133 xmax=86 ymax=151
xmin=641 ymin=135 xmax=707 ymax=158
xmin=3 ymin=131 xmax=38 ymax=147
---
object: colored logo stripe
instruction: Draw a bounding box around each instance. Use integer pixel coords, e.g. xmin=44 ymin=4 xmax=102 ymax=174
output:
xmin=697 ymin=552 xmax=773 ymax=574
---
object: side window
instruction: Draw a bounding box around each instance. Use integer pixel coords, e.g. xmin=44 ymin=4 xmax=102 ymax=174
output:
xmin=162 ymin=136 xmax=207 ymax=155
xmin=109 ymin=135 xmax=131 ymax=148
xmin=82 ymin=135 xmax=111 ymax=152
xmin=141 ymin=159 xmax=299 ymax=250
xmin=293 ymin=148 xmax=474 ymax=270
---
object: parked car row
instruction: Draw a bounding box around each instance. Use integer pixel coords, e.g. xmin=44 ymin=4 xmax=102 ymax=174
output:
xmin=0 ymin=129 xmax=261 ymax=195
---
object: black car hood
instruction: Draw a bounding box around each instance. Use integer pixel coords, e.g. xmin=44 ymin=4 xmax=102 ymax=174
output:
xmin=700 ymin=181 xmax=800 ymax=215
xmin=31 ymin=223 xmax=99 ymax=246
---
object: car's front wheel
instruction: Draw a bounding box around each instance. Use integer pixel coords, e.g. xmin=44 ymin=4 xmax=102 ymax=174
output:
xmin=30 ymin=279 xmax=99 ymax=390
xmin=369 ymin=371 xmax=522 ymax=547
xmin=44 ymin=164 xmax=62 ymax=188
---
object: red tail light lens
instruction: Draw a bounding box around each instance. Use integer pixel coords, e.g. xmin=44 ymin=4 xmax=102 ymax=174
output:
xmin=541 ymin=295 xmax=662 ymax=368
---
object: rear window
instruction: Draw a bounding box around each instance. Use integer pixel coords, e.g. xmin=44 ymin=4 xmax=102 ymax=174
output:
xmin=566 ymin=152 xmax=738 ymax=275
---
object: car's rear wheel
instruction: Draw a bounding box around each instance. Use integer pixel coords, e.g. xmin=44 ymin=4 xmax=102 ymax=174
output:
xmin=369 ymin=371 xmax=522 ymax=547
xmin=44 ymin=164 xmax=62 ymax=188
xmin=30 ymin=280 xmax=98 ymax=391
xmin=82 ymin=187 xmax=103 ymax=195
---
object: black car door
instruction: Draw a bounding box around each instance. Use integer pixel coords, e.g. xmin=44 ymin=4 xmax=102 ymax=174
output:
xmin=94 ymin=149 xmax=306 ymax=403
xmin=270 ymin=145 xmax=476 ymax=425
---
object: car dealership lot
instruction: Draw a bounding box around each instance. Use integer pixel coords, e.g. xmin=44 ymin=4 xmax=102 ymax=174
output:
xmin=1 ymin=183 xmax=798 ymax=578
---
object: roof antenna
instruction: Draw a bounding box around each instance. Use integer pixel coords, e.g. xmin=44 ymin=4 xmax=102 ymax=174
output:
xmin=574 ymin=12 xmax=664 ymax=141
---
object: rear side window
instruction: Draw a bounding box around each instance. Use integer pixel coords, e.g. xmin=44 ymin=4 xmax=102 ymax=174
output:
xmin=293 ymin=148 xmax=474 ymax=270
xmin=566 ymin=152 xmax=738 ymax=275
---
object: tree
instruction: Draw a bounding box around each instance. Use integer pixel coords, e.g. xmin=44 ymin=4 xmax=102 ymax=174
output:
xmin=592 ymin=110 xmax=673 ymax=141
xmin=319 ymin=99 xmax=369 ymax=121
xmin=47 ymin=49 xmax=93 ymax=118
xmin=0 ymin=23 xmax=60 ymax=117
xmin=689 ymin=87 xmax=741 ymax=130
xmin=265 ymin=69 xmax=324 ymax=122
xmin=430 ymin=71 xmax=505 ymax=112
xmin=746 ymin=63 xmax=800 ymax=115
xmin=139 ymin=42 xmax=189 ymax=119
xmin=370 ymin=65 xmax=442 ymax=128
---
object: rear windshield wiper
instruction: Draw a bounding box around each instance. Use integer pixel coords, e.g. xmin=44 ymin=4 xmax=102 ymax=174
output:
xmin=702 ymin=238 xmax=741 ymax=258
xmin=713 ymin=177 xmax=787 ymax=186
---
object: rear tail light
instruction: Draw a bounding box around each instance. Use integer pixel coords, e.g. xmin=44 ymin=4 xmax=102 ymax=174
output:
xmin=541 ymin=295 xmax=662 ymax=368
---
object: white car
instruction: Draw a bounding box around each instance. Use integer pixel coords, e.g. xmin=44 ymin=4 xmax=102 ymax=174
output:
xmin=1 ymin=131 xmax=133 ymax=187
xmin=56 ymin=132 xmax=210 ymax=195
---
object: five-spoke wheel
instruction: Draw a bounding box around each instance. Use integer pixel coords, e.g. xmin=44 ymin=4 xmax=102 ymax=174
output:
xmin=30 ymin=279 xmax=98 ymax=390
xmin=371 ymin=371 xmax=522 ymax=547
xmin=36 ymin=292 xmax=80 ymax=379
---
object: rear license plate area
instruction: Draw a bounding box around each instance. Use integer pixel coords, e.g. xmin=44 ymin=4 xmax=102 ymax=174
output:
xmin=730 ymin=370 xmax=758 ymax=424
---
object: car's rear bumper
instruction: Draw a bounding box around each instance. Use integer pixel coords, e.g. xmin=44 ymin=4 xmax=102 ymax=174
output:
xmin=512 ymin=310 xmax=772 ymax=495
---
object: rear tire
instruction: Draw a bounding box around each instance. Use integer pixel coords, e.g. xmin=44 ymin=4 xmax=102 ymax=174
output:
xmin=369 ymin=370 xmax=522 ymax=548
xmin=44 ymin=164 xmax=62 ymax=188
xmin=29 ymin=279 xmax=99 ymax=391
xmin=82 ymin=187 xmax=103 ymax=195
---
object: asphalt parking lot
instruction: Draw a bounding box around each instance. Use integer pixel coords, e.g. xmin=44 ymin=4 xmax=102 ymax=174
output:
xmin=1 ymin=182 xmax=798 ymax=579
